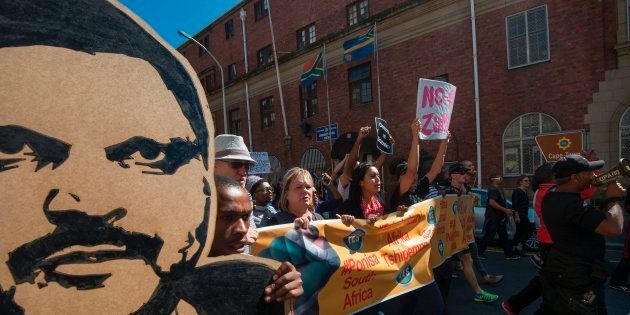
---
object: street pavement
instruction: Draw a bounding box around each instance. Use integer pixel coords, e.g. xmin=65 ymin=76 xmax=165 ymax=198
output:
xmin=445 ymin=247 xmax=630 ymax=315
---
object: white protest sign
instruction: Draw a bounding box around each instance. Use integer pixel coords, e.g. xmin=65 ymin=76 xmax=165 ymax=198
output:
xmin=248 ymin=152 xmax=272 ymax=174
xmin=416 ymin=79 xmax=456 ymax=140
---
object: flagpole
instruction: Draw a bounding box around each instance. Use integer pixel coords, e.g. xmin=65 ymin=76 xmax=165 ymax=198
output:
xmin=266 ymin=0 xmax=292 ymax=166
xmin=323 ymin=43 xmax=333 ymax=169
xmin=373 ymin=22 xmax=382 ymax=118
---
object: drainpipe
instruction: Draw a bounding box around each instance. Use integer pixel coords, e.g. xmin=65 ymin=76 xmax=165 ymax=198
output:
xmin=470 ymin=0 xmax=482 ymax=187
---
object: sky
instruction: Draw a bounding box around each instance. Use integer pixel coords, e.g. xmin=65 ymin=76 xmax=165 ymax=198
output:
xmin=119 ymin=0 xmax=242 ymax=48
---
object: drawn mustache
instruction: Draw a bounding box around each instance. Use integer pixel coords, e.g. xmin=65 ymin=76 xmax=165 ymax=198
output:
xmin=7 ymin=189 xmax=164 ymax=290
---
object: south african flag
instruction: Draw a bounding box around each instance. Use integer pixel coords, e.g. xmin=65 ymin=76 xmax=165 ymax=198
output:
xmin=300 ymin=51 xmax=324 ymax=86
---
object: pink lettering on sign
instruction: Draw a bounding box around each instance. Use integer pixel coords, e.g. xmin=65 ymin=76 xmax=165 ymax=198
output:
xmin=421 ymin=86 xmax=446 ymax=109
xmin=416 ymin=79 xmax=457 ymax=140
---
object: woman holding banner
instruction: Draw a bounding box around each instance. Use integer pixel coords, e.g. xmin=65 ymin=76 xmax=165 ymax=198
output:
xmin=265 ymin=167 xmax=324 ymax=228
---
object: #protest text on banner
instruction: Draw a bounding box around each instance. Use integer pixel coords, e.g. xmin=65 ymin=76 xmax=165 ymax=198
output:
xmin=374 ymin=117 xmax=393 ymax=154
xmin=248 ymin=152 xmax=272 ymax=174
xmin=416 ymin=79 xmax=456 ymax=140
xmin=252 ymin=195 xmax=474 ymax=314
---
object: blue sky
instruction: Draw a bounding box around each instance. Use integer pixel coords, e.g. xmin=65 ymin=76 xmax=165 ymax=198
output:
xmin=119 ymin=0 xmax=241 ymax=48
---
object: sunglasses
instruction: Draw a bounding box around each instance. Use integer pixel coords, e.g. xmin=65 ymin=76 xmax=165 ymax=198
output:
xmin=222 ymin=160 xmax=250 ymax=170
xmin=522 ymin=179 xmax=530 ymax=182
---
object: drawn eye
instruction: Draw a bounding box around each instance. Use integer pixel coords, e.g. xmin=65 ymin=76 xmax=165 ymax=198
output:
xmin=131 ymin=151 xmax=166 ymax=167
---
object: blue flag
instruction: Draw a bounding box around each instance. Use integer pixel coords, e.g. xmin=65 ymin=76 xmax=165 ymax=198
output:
xmin=343 ymin=26 xmax=374 ymax=63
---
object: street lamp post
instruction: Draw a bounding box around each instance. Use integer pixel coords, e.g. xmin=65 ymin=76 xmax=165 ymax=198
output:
xmin=239 ymin=8 xmax=253 ymax=150
xmin=178 ymin=30 xmax=228 ymax=134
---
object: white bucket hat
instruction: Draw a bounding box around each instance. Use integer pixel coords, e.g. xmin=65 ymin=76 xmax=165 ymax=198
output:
xmin=214 ymin=134 xmax=257 ymax=165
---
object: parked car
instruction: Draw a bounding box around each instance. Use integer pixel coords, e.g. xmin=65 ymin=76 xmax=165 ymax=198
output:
xmin=470 ymin=188 xmax=540 ymax=251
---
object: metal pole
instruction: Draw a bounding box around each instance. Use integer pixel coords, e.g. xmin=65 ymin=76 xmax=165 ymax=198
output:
xmin=265 ymin=0 xmax=291 ymax=165
xmin=178 ymin=30 xmax=228 ymax=133
xmin=239 ymin=9 xmax=253 ymax=149
xmin=373 ymin=22 xmax=382 ymax=118
xmin=323 ymin=43 xmax=333 ymax=168
xmin=469 ymin=0 xmax=482 ymax=188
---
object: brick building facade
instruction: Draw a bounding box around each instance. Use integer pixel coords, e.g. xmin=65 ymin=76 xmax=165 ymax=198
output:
xmin=179 ymin=0 xmax=629 ymax=187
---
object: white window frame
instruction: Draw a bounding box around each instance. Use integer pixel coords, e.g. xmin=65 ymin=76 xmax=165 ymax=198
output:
xmin=505 ymin=4 xmax=551 ymax=69
xmin=620 ymin=107 xmax=630 ymax=159
xmin=502 ymin=112 xmax=561 ymax=176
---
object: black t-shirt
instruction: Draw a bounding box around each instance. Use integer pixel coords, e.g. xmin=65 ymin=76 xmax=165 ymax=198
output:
xmin=264 ymin=210 xmax=324 ymax=227
xmin=542 ymin=190 xmax=606 ymax=273
xmin=486 ymin=186 xmax=507 ymax=220
xmin=390 ymin=176 xmax=431 ymax=208
xmin=511 ymin=187 xmax=529 ymax=218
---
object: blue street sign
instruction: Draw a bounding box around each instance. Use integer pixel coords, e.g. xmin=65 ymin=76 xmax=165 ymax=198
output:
xmin=315 ymin=123 xmax=339 ymax=142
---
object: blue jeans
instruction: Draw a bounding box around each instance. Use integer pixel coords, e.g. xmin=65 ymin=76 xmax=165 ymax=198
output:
xmin=477 ymin=218 xmax=513 ymax=258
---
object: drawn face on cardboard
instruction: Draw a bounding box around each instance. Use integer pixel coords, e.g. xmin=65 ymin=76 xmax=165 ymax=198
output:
xmin=0 ymin=1 xmax=214 ymax=313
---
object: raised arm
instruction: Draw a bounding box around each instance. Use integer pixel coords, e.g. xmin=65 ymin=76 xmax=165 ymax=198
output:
xmin=398 ymin=119 xmax=421 ymax=194
xmin=425 ymin=134 xmax=450 ymax=183
xmin=340 ymin=126 xmax=370 ymax=186
xmin=330 ymin=155 xmax=348 ymax=182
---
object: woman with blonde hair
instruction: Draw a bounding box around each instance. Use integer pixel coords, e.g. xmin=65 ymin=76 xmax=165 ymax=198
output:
xmin=265 ymin=167 xmax=324 ymax=228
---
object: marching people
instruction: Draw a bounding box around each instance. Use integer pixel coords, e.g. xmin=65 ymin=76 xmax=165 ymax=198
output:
xmin=477 ymin=174 xmax=519 ymax=260
xmin=511 ymin=175 xmax=532 ymax=256
xmin=209 ymin=175 xmax=304 ymax=307
xmin=439 ymin=163 xmax=500 ymax=304
xmin=264 ymin=167 xmax=324 ymax=228
xmin=539 ymin=155 xmax=625 ymax=314
xmin=246 ymin=175 xmax=278 ymax=228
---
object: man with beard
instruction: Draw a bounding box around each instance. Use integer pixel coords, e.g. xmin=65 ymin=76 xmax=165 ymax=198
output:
xmin=0 ymin=1 xmax=289 ymax=313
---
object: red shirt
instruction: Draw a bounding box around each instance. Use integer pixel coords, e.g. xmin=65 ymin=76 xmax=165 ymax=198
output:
xmin=535 ymin=184 xmax=554 ymax=244
xmin=361 ymin=196 xmax=384 ymax=218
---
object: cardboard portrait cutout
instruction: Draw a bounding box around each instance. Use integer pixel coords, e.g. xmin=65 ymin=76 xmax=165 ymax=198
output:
xmin=0 ymin=1 xmax=281 ymax=314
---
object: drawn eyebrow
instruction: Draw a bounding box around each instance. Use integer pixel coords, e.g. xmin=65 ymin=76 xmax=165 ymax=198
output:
xmin=105 ymin=136 xmax=201 ymax=175
xmin=0 ymin=125 xmax=71 ymax=172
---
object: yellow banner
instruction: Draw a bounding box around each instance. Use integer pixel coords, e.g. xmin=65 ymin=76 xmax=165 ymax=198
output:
xmin=252 ymin=195 xmax=473 ymax=314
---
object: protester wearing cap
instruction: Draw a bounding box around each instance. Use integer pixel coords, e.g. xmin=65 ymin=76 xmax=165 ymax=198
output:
xmin=477 ymin=173 xmax=519 ymax=260
xmin=214 ymin=134 xmax=257 ymax=187
xmin=214 ymin=134 xmax=259 ymax=250
xmin=246 ymin=175 xmax=278 ymax=228
xmin=538 ymin=155 xmax=625 ymax=314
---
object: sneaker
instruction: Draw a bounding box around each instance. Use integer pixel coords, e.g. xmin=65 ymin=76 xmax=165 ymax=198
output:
xmin=474 ymin=290 xmax=499 ymax=303
xmin=479 ymin=254 xmax=488 ymax=260
xmin=530 ymin=254 xmax=543 ymax=269
xmin=483 ymin=274 xmax=504 ymax=284
xmin=609 ymin=283 xmax=630 ymax=294
xmin=501 ymin=301 xmax=517 ymax=315
xmin=506 ymin=255 xmax=521 ymax=261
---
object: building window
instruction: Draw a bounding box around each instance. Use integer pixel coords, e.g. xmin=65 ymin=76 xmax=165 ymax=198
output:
xmin=258 ymin=45 xmax=274 ymax=67
xmin=432 ymin=74 xmax=449 ymax=82
xmin=506 ymin=5 xmax=550 ymax=69
xmin=225 ymin=19 xmax=234 ymax=39
xmin=620 ymin=107 xmax=630 ymax=159
xmin=254 ymin=0 xmax=269 ymax=21
xmin=297 ymin=24 xmax=316 ymax=49
xmin=205 ymin=69 xmax=216 ymax=92
xmin=229 ymin=108 xmax=240 ymax=135
xmin=227 ymin=63 xmax=237 ymax=81
xmin=299 ymin=82 xmax=318 ymax=119
xmin=199 ymin=35 xmax=209 ymax=57
xmin=503 ymin=112 xmax=560 ymax=176
xmin=260 ymin=97 xmax=275 ymax=129
xmin=348 ymin=63 xmax=372 ymax=107
xmin=347 ymin=0 xmax=369 ymax=27
xmin=300 ymin=148 xmax=325 ymax=175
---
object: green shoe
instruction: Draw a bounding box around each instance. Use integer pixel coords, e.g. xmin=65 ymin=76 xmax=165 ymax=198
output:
xmin=474 ymin=290 xmax=498 ymax=303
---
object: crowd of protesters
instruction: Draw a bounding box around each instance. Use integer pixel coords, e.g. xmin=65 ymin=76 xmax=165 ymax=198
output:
xmin=210 ymin=117 xmax=628 ymax=314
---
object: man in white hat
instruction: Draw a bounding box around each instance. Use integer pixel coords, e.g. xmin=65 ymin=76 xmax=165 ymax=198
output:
xmin=214 ymin=134 xmax=259 ymax=248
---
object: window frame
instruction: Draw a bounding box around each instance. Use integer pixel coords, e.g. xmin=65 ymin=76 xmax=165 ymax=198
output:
xmin=299 ymin=82 xmax=318 ymax=120
xmin=260 ymin=96 xmax=276 ymax=130
xmin=348 ymin=63 xmax=372 ymax=108
xmin=227 ymin=63 xmax=237 ymax=81
xmin=229 ymin=108 xmax=241 ymax=135
xmin=502 ymin=112 xmax=561 ymax=176
xmin=225 ymin=19 xmax=234 ymax=40
xmin=296 ymin=24 xmax=316 ymax=50
xmin=254 ymin=0 xmax=269 ymax=21
xmin=205 ymin=69 xmax=217 ymax=92
xmin=257 ymin=44 xmax=274 ymax=67
xmin=505 ymin=4 xmax=550 ymax=69
xmin=347 ymin=0 xmax=369 ymax=27
xmin=620 ymin=107 xmax=630 ymax=159
xmin=199 ymin=35 xmax=209 ymax=57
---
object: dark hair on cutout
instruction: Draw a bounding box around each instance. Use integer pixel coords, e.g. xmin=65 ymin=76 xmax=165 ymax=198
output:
xmin=0 ymin=0 xmax=209 ymax=167
xmin=347 ymin=163 xmax=378 ymax=212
